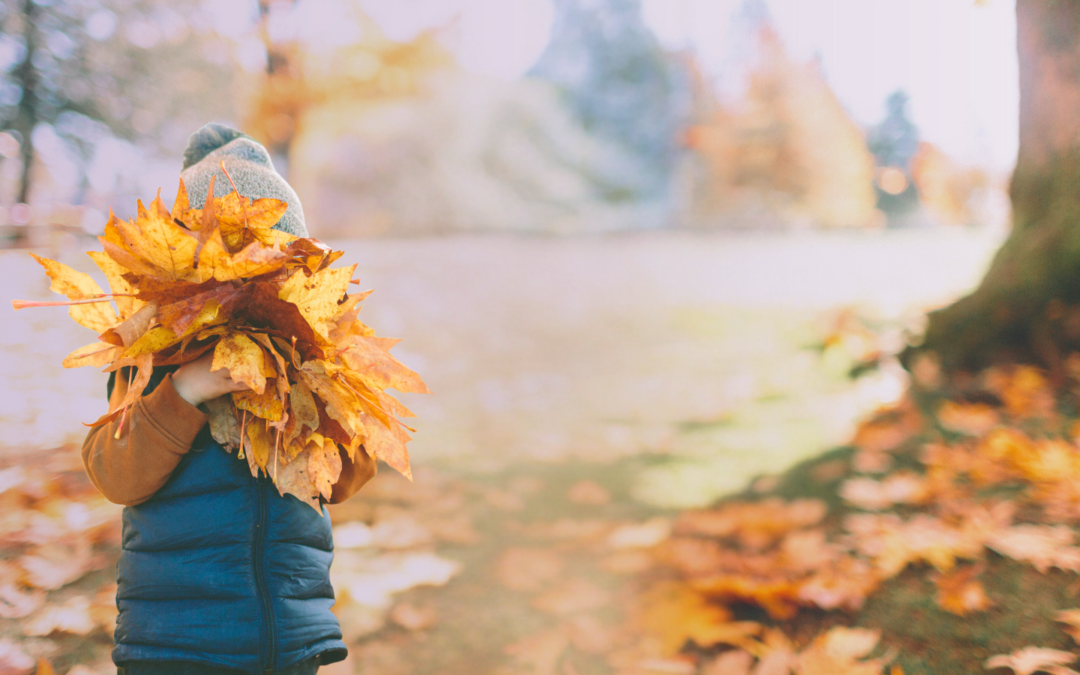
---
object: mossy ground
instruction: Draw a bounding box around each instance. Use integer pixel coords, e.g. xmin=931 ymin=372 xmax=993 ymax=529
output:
xmin=715 ymin=421 xmax=1080 ymax=674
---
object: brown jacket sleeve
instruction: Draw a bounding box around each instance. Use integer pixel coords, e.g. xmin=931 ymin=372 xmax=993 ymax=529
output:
xmin=82 ymin=371 xmax=378 ymax=506
xmin=82 ymin=373 xmax=208 ymax=506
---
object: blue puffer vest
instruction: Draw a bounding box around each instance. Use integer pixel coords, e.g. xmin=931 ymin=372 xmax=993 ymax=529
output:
xmin=109 ymin=368 xmax=347 ymax=673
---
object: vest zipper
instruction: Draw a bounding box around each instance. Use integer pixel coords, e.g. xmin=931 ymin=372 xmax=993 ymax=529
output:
xmin=254 ymin=474 xmax=277 ymax=674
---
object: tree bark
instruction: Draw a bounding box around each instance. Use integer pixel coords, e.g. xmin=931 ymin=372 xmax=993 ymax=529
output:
xmin=12 ymin=0 xmax=38 ymax=206
xmin=906 ymin=0 xmax=1080 ymax=374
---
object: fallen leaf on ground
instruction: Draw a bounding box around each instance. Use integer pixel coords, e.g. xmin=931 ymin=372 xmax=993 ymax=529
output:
xmin=986 ymin=525 xmax=1080 ymax=573
xmin=984 ymin=647 xmax=1078 ymax=675
xmin=532 ymin=578 xmax=610 ymax=615
xmin=567 ymin=481 xmax=611 ymax=505
xmin=504 ymin=629 xmax=569 ymax=675
xmin=636 ymin=582 xmax=760 ymax=655
xmin=389 ymin=602 xmax=438 ymax=631
xmin=496 ymin=548 xmax=565 ymax=592
xmin=935 ymin=565 xmax=991 ymax=616
xmin=0 ymin=639 xmax=34 ymax=675
xmin=937 ymin=401 xmax=1000 ymax=436
xmin=796 ymin=627 xmax=890 ymax=675
xmin=700 ymin=650 xmax=753 ymax=675
xmin=1056 ymin=609 xmax=1080 ymax=645
xmin=565 ymin=614 xmax=619 ymax=654
xmin=840 ymin=473 xmax=928 ymax=511
xmin=18 ymin=540 xmax=94 ymax=590
xmin=23 ymin=596 xmax=95 ymax=636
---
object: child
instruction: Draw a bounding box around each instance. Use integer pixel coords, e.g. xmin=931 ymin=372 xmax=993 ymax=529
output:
xmin=82 ymin=124 xmax=377 ymax=675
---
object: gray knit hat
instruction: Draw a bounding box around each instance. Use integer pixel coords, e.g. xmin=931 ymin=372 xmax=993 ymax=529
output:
xmin=179 ymin=123 xmax=307 ymax=237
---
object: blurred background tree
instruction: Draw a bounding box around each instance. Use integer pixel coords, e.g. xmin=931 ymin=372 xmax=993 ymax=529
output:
xmin=528 ymin=0 xmax=688 ymax=202
xmin=867 ymin=90 xmax=920 ymax=219
xmin=0 ymin=0 xmax=235 ymax=213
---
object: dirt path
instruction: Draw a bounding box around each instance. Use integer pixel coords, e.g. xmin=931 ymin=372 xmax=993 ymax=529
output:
xmin=0 ymin=227 xmax=1002 ymax=674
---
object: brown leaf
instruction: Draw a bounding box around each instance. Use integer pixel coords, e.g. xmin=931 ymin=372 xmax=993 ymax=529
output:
xmin=240 ymin=282 xmax=326 ymax=359
xmin=308 ymin=437 xmax=342 ymax=501
xmin=100 ymin=299 xmax=158 ymax=348
xmin=338 ymin=335 xmax=431 ymax=395
xmin=155 ymin=285 xmax=238 ymax=335
xmin=205 ymin=396 xmax=241 ymax=451
xmin=284 ymin=238 xmax=343 ymax=274
xmin=273 ymin=444 xmax=322 ymax=511
xmin=287 ymin=380 xmax=320 ymax=448
xmin=213 ymin=332 xmax=267 ymax=394
xmin=300 ymin=363 xmax=361 ymax=436
xmin=91 ymin=354 xmax=153 ymax=426
xmin=233 ymin=387 xmax=284 ymax=422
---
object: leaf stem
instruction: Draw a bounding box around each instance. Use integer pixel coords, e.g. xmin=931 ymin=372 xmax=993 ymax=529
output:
xmin=238 ymin=408 xmax=247 ymax=460
xmin=220 ymin=161 xmax=250 ymax=230
xmin=12 ymin=294 xmax=136 ymax=310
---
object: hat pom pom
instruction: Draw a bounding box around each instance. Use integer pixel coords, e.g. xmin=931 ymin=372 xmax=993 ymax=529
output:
xmin=182 ymin=123 xmax=248 ymax=170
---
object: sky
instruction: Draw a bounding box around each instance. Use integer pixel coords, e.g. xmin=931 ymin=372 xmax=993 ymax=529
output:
xmin=352 ymin=0 xmax=1019 ymax=174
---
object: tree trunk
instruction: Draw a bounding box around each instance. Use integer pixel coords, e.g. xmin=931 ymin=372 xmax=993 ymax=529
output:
xmin=905 ymin=0 xmax=1080 ymax=374
xmin=12 ymin=0 xmax=38 ymax=207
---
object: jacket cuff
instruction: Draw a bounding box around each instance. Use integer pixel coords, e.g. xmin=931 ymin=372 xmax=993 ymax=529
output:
xmin=137 ymin=373 xmax=209 ymax=453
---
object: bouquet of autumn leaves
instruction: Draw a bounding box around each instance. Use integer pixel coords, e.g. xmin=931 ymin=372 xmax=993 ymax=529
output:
xmin=12 ymin=178 xmax=429 ymax=509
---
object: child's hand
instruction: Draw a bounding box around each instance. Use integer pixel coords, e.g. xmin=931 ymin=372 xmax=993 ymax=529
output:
xmin=173 ymin=350 xmax=250 ymax=408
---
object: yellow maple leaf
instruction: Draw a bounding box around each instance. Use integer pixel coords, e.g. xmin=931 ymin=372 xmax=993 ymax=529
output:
xmin=278 ymin=264 xmax=357 ymax=338
xmin=213 ymin=332 xmax=268 ymax=395
xmin=29 ymin=252 xmax=118 ymax=333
